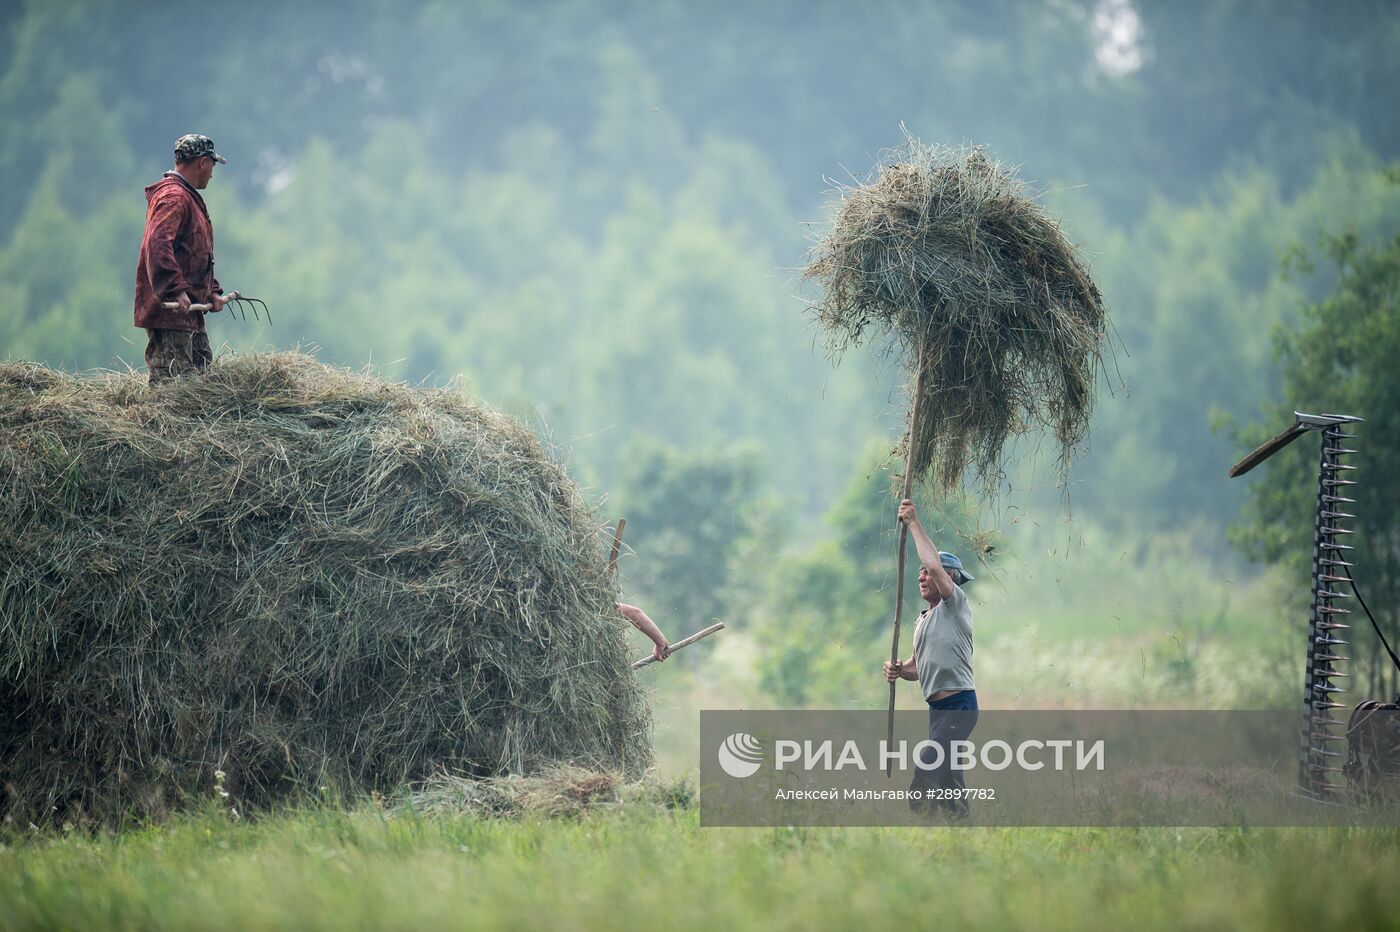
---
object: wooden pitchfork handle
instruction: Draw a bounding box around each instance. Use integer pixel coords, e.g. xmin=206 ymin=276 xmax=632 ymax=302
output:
xmin=160 ymin=290 xmax=241 ymax=313
xmin=632 ymin=623 xmax=725 ymax=669
xmin=887 ymin=346 xmax=927 ymax=776
xmin=607 ymin=518 xmax=626 ymax=574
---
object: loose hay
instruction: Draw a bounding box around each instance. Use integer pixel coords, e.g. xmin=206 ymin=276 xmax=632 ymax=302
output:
xmin=397 ymin=765 xmax=694 ymax=820
xmin=0 ymin=353 xmax=650 ymax=825
xmin=804 ymin=133 xmax=1109 ymax=491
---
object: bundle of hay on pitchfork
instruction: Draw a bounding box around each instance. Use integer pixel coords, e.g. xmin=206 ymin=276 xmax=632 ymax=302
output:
xmin=806 ymin=134 xmax=1108 ymax=493
xmin=803 ymin=131 xmax=1110 ymax=753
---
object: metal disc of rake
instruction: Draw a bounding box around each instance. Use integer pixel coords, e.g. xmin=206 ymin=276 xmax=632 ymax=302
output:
xmin=161 ymin=290 xmax=272 ymax=324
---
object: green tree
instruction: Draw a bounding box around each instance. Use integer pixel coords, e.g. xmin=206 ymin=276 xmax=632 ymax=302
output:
xmin=1232 ymin=176 xmax=1400 ymax=699
xmin=1071 ymin=149 xmax=1400 ymax=543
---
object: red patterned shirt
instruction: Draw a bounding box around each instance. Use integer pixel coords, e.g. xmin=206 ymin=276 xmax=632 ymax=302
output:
xmin=133 ymin=173 xmax=222 ymax=332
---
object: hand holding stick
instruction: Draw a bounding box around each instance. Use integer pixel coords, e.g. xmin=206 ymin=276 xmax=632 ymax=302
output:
xmin=161 ymin=290 xmax=271 ymax=323
xmin=632 ymin=623 xmax=725 ymax=669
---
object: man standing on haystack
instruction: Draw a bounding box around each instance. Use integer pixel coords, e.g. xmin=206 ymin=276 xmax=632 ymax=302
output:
xmin=883 ymin=499 xmax=979 ymax=818
xmin=134 ymin=134 xmax=230 ymax=384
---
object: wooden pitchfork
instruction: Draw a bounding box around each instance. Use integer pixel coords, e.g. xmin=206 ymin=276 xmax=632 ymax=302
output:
xmin=886 ymin=347 xmax=927 ymax=775
xmin=606 ymin=516 xmax=726 ymax=670
xmin=161 ymin=290 xmax=272 ymax=324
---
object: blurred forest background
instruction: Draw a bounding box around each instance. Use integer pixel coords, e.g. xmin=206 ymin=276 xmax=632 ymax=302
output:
xmin=3 ymin=0 xmax=1399 ymax=767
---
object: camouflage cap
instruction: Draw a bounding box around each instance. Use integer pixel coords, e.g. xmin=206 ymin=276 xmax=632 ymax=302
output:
xmin=174 ymin=134 xmax=227 ymax=165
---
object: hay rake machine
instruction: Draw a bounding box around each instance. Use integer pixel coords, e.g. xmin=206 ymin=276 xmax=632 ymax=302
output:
xmin=1231 ymin=412 xmax=1400 ymax=802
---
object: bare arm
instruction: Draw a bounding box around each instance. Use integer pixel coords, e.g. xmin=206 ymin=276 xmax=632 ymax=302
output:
xmin=883 ymin=654 xmax=918 ymax=683
xmin=617 ymin=602 xmax=670 ymax=661
xmin=897 ymin=500 xmax=956 ymax=600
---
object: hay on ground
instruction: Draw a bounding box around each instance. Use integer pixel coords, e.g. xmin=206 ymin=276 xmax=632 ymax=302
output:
xmin=804 ymin=133 xmax=1109 ymax=491
xmin=397 ymin=765 xmax=694 ymax=820
xmin=0 ymin=353 xmax=649 ymax=825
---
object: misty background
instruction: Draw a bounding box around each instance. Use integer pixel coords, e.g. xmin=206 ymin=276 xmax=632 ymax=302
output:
xmin=3 ymin=0 xmax=1398 ymax=764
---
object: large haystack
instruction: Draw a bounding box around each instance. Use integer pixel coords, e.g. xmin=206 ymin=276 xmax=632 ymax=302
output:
xmin=804 ymin=134 xmax=1108 ymax=491
xmin=0 ymin=354 xmax=649 ymax=824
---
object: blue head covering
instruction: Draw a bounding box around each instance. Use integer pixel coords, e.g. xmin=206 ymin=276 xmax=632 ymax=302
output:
xmin=938 ymin=551 xmax=973 ymax=583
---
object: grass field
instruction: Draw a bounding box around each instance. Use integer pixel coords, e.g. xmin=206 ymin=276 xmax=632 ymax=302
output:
xmin=3 ymin=800 xmax=1399 ymax=931
xmin=3 ymin=531 xmax=1377 ymax=931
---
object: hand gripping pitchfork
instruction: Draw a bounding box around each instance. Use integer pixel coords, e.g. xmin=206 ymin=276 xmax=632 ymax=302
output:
xmin=161 ymin=290 xmax=272 ymax=324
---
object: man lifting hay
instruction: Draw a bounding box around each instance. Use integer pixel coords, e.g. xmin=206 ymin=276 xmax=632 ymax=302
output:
xmin=883 ymin=499 xmax=978 ymax=818
xmin=805 ymin=131 xmax=1110 ymax=814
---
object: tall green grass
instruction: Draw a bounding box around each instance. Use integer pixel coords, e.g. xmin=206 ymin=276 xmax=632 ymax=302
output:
xmin=2 ymin=802 xmax=1398 ymax=931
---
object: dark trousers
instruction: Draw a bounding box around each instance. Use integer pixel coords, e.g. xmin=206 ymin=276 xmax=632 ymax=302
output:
xmin=145 ymin=329 xmax=212 ymax=385
xmin=910 ymin=689 xmax=979 ymax=818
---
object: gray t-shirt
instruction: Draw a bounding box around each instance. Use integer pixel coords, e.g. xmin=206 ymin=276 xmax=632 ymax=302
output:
xmin=912 ymin=583 xmax=974 ymax=699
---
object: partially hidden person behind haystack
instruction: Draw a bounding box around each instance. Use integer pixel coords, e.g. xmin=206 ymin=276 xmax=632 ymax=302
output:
xmin=617 ymin=602 xmax=671 ymax=662
xmin=134 ymin=134 xmax=231 ymax=385
xmin=882 ymin=499 xmax=978 ymax=819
